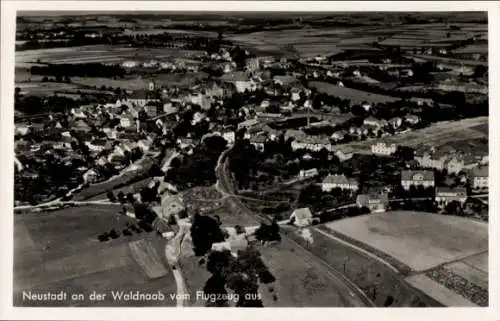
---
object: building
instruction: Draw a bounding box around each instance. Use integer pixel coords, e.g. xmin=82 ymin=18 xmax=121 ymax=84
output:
xmin=435 ymin=187 xmax=467 ymax=207
xmin=356 ymin=193 xmax=389 ymax=213
xmin=470 ymin=165 xmax=488 ymax=190
xmin=137 ymin=139 xmax=153 ymax=152
xmin=371 ymin=142 xmax=397 ymax=156
xmin=335 ymin=150 xmax=354 ymax=162
xmin=331 ymin=130 xmax=347 ymax=142
xmin=15 ymin=124 xmax=30 ymax=136
xmin=299 ymin=168 xmax=318 ymax=178
xmin=290 ymin=88 xmax=301 ymax=102
xmin=401 ymin=170 xmax=435 ymax=190
xmin=220 ymin=72 xmax=256 ymax=93
xmin=126 ymin=90 xmax=159 ymax=107
xmin=289 ymin=208 xmax=313 ymax=227
xmin=405 ymin=114 xmax=421 ymax=125
xmin=189 ymin=93 xmax=210 ymax=110
xmin=82 ymin=169 xmax=98 ymax=184
xmin=285 ymin=130 xmax=332 ymax=152
xmin=222 ymin=131 xmax=235 ymax=146
xmin=245 ymin=57 xmax=260 ymax=72
xmin=73 ymin=119 xmax=92 ymax=133
xmin=445 ymin=156 xmax=465 ymax=175
xmin=414 ymin=150 xmax=448 ymax=170
xmin=249 ymin=135 xmax=267 ymax=151
xmin=363 ymin=116 xmax=387 ymax=129
xmin=321 ymin=174 xmax=359 ymax=192
xmin=238 ymin=118 xmax=260 ymax=131
xmin=144 ymin=103 xmax=158 ymax=118
xmin=211 ymin=235 xmax=249 ymax=257
xmin=388 ymin=117 xmax=403 ymax=129
xmin=120 ymin=115 xmax=134 ymax=128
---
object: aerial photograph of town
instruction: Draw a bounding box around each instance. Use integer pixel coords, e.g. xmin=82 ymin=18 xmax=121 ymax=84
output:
xmin=12 ymin=11 xmax=488 ymax=308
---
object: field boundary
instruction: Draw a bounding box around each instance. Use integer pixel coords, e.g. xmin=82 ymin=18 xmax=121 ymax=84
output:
xmin=316 ymin=225 xmax=413 ymax=275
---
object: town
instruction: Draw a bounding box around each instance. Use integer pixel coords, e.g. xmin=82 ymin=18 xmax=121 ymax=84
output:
xmin=13 ymin=11 xmax=488 ymax=309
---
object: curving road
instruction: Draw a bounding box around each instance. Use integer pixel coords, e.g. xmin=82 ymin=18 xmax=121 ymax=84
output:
xmin=214 ymin=146 xmax=489 ymax=307
xmin=215 ymin=147 xmax=374 ymax=307
xmin=164 ymin=223 xmax=189 ymax=307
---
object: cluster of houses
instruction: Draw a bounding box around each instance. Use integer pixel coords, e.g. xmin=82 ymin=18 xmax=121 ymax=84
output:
xmin=413 ymin=144 xmax=488 ymax=174
xmin=286 ymin=162 xmax=488 ymax=228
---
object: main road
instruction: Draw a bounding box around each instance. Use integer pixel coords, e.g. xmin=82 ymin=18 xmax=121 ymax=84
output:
xmin=215 ymin=147 xmax=374 ymax=307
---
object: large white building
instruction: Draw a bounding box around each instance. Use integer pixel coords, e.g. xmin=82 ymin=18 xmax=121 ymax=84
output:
xmin=321 ymin=174 xmax=359 ymax=192
xmin=401 ymin=170 xmax=435 ymax=190
xmin=470 ymin=165 xmax=488 ymax=190
xmin=371 ymin=142 xmax=397 ymax=156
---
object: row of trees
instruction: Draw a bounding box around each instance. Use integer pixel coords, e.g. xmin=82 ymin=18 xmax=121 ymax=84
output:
xmin=31 ymin=63 xmax=127 ymax=78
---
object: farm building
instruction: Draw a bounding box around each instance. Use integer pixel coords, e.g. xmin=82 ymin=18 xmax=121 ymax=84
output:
xmin=356 ymin=193 xmax=389 ymax=213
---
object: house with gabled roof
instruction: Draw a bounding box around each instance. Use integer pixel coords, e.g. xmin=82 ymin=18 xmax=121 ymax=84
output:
xmin=401 ymin=170 xmax=435 ymax=190
xmin=356 ymin=193 xmax=389 ymax=213
xmin=321 ymin=174 xmax=359 ymax=192
xmin=435 ymin=186 xmax=467 ymax=207
xmin=469 ymin=165 xmax=488 ymax=190
xmin=289 ymin=207 xmax=313 ymax=227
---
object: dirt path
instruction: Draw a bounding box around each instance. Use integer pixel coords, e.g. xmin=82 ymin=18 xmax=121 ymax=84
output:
xmin=164 ymin=223 xmax=190 ymax=307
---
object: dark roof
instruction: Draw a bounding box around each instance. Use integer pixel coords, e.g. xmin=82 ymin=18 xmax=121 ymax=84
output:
xmin=322 ymin=174 xmax=358 ymax=186
xmin=471 ymin=165 xmax=488 ymax=178
xmin=435 ymin=187 xmax=467 ymax=197
xmin=356 ymin=193 xmax=389 ymax=206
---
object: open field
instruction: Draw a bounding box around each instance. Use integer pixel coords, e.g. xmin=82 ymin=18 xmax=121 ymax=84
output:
xmin=14 ymin=204 xmax=177 ymax=306
xmin=129 ymin=239 xmax=169 ymax=279
xmin=286 ymin=227 xmax=438 ymax=307
xmin=309 ymin=81 xmax=399 ymax=104
xmin=16 ymin=45 xmax=206 ymax=65
xmin=404 ymin=54 xmax=486 ymax=66
xmin=462 ymin=252 xmax=488 ymax=273
xmin=332 ymin=117 xmax=488 ymax=154
xmin=453 ymin=44 xmax=488 ymax=54
xmin=323 ymin=211 xmax=488 ymax=273
xmin=15 ymin=81 xmax=91 ymax=96
xmin=259 ymin=238 xmax=359 ymax=307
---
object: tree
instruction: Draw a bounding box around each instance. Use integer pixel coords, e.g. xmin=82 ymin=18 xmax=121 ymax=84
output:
xmin=444 ymin=200 xmax=463 ymax=216
xmin=117 ymin=191 xmax=125 ymax=204
xmin=190 ymin=212 xmax=225 ymax=256
xmin=473 ymin=65 xmax=487 ymax=78
xmin=106 ymin=190 xmax=116 ymax=202
xmin=203 ymin=274 xmax=230 ymax=307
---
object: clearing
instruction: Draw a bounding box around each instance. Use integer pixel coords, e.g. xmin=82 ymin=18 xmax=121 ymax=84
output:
xmin=331 ymin=116 xmax=488 ymax=154
xmin=14 ymin=204 xmax=177 ymax=306
xmin=309 ymin=81 xmax=399 ymax=104
xmin=323 ymin=211 xmax=488 ymax=272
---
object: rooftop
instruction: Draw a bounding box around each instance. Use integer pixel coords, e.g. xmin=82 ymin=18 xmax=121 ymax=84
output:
xmin=322 ymin=174 xmax=358 ymax=186
xmin=401 ymin=170 xmax=435 ymax=181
